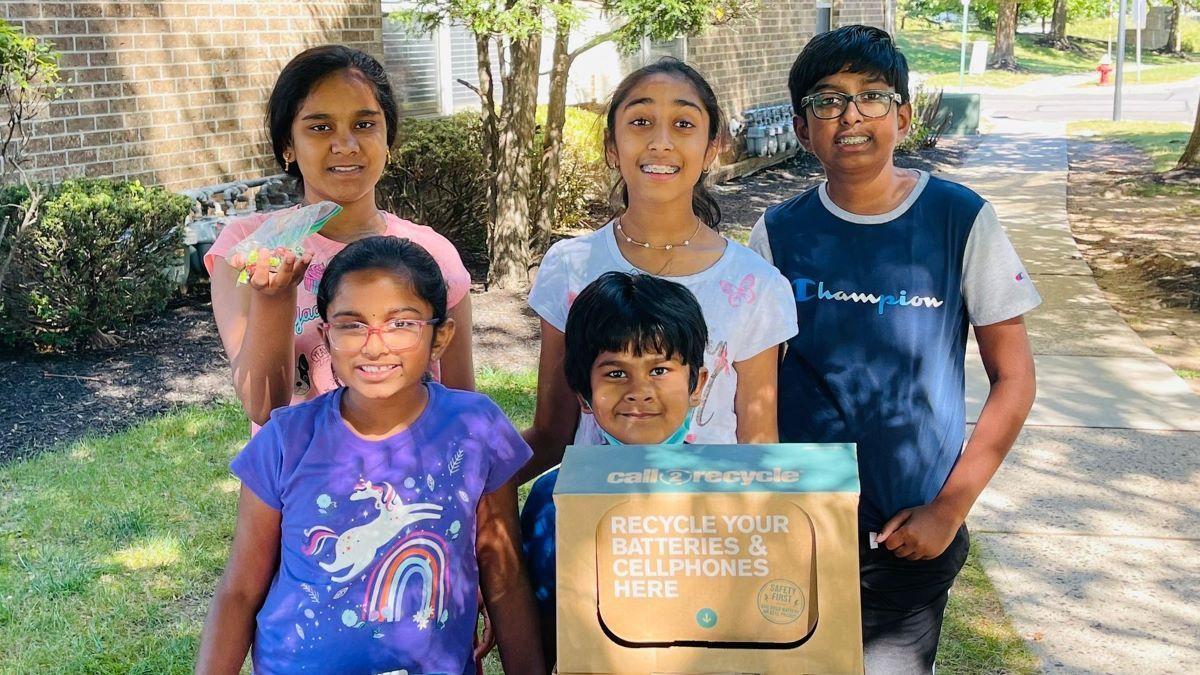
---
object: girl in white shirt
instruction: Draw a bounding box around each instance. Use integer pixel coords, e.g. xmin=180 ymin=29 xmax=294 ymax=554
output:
xmin=521 ymin=58 xmax=798 ymax=481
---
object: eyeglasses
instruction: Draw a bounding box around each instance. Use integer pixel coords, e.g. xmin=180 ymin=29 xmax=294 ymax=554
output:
xmin=321 ymin=318 xmax=441 ymax=353
xmin=799 ymin=90 xmax=903 ymax=120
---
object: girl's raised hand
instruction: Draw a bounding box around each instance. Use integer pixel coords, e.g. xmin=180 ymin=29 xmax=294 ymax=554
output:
xmin=232 ymin=246 xmax=313 ymax=296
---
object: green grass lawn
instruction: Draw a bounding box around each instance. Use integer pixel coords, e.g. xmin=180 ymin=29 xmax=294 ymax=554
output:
xmin=1068 ymin=120 xmax=1192 ymax=172
xmin=899 ymin=26 xmax=1196 ymax=89
xmin=0 ymin=368 xmax=1037 ymax=673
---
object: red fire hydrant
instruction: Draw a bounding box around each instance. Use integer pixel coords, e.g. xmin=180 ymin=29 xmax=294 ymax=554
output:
xmin=1097 ymin=56 xmax=1113 ymax=86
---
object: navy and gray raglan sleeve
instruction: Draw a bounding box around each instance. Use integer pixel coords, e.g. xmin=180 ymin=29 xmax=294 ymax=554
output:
xmin=961 ymin=201 xmax=1043 ymax=326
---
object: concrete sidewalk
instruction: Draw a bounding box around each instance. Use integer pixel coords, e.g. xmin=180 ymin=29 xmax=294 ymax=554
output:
xmin=943 ymin=119 xmax=1200 ymax=673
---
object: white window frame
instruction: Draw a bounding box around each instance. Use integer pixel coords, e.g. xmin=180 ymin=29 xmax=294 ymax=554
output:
xmin=816 ymin=0 xmax=834 ymax=35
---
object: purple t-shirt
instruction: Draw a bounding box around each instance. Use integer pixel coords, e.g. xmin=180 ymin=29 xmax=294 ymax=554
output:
xmin=231 ymin=383 xmax=532 ymax=675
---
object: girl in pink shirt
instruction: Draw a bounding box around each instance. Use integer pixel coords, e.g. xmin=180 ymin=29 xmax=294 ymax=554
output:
xmin=205 ymin=45 xmax=473 ymax=428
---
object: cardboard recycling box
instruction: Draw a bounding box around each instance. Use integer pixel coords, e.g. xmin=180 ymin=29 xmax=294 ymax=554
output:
xmin=555 ymin=443 xmax=862 ymax=675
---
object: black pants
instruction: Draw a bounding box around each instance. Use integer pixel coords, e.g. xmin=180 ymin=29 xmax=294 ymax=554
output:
xmin=860 ymin=524 xmax=970 ymax=675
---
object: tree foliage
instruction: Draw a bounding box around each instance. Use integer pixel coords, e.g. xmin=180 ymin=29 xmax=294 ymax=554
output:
xmin=0 ymin=20 xmax=61 ymax=181
xmin=899 ymin=0 xmax=1107 ymax=32
xmin=397 ymin=1 xmax=757 ymax=288
xmin=0 ymin=19 xmax=63 ymax=298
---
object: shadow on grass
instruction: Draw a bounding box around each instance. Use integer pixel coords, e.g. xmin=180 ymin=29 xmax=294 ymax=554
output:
xmin=0 ymin=375 xmax=1041 ymax=674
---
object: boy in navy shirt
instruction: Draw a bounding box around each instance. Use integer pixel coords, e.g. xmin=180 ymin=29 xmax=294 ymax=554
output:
xmin=749 ymin=25 xmax=1041 ymax=672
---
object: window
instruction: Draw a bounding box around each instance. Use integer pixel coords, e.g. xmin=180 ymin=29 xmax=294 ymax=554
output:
xmin=381 ymin=16 xmax=440 ymax=118
xmin=381 ymin=4 xmax=502 ymax=118
xmin=816 ymin=0 xmax=833 ymax=35
xmin=622 ymin=36 xmax=688 ymax=72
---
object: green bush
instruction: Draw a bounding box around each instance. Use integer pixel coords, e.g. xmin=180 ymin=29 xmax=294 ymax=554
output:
xmin=379 ymin=112 xmax=491 ymax=278
xmin=899 ymin=86 xmax=951 ymax=153
xmin=379 ymin=107 xmax=609 ymax=279
xmin=534 ymin=106 xmax=608 ymax=231
xmin=0 ymin=179 xmax=190 ymax=351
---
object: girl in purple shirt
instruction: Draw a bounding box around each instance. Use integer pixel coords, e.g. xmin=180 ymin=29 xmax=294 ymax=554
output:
xmin=196 ymin=237 xmax=544 ymax=674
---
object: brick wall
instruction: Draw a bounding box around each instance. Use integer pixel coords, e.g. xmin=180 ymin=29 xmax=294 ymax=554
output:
xmin=5 ymin=1 xmax=382 ymax=190
xmin=834 ymin=0 xmax=892 ymax=33
xmin=686 ymin=0 xmax=891 ymax=161
xmin=687 ymin=1 xmax=816 ymax=132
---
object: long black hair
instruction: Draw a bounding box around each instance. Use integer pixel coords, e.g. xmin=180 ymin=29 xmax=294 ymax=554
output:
xmin=604 ymin=57 xmax=724 ymax=230
xmin=267 ymin=45 xmax=399 ymax=188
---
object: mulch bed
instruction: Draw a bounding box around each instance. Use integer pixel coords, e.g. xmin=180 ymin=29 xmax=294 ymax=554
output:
xmin=0 ymin=294 xmax=232 ymax=463
xmin=1065 ymin=138 xmax=1200 ymax=392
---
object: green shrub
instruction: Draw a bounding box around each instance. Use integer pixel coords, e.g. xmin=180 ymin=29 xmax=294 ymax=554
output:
xmin=899 ymin=86 xmax=951 ymax=153
xmin=534 ymin=106 xmax=608 ymax=231
xmin=379 ymin=107 xmax=609 ymax=279
xmin=379 ymin=112 xmax=491 ymax=279
xmin=0 ymin=179 xmax=190 ymax=351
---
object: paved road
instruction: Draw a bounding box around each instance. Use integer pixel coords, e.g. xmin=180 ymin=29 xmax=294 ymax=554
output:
xmin=942 ymin=72 xmax=1200 ymax=123
xmin=983 ymin=85 xmax=1198 ymax=123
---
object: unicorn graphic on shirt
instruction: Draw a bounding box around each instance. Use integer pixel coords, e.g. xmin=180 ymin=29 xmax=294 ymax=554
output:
xmin=303 ymin=479 xmax=443 ymax=583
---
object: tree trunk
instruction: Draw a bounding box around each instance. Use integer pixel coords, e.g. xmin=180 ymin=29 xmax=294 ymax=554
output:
xmin=1163 ymin=0 xmax=1183 ymax=54
xmin=1176 ymin=100 xmax=1200 ymax=171
xmin=532 ymin=14 xmax=572 ymax=254
xmin=475 ymin=35 xmax=499 ymax=228
xmin=989 ymin=0 xmax=1020 ymax=70
xmin=1048 ymin=0 xmax=1070 ymax=49
xmin=0 ymin=190 xmax=42 ymax=295
xmin=488 ymin=31 xmax=542 ymax=290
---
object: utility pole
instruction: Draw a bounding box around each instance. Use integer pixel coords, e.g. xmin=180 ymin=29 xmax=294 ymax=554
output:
xmin=1114 ymin=0 xmax=1128 ymax=120
xmin=1134 ymin=0 xmax=1145 ymax=82
xmin=1107 ymin=0 xmax=1113 ymax=57
xmin=959 ymin=0 xmax=970 ymax=92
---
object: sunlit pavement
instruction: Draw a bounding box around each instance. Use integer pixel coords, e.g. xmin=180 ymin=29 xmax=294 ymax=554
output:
xmin=948 ymin=118 xmax=1200 ymax=673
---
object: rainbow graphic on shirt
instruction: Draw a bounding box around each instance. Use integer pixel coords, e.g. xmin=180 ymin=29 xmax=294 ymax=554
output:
xmin=362 ymin=532 xmax=451 ymax=629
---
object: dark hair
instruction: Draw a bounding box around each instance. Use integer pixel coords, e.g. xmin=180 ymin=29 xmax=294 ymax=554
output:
xmin=788 ymin=25 xmax=910 ymax=118
xmin=316 ymin=236 xmax=447 ymax=325
xmin=564 ymin=271 xmax=708 ymax=403
xmin=604 ymin=57 xmax=724 ymax=230
xmin=267 ymin=45 xmax=400 ymax=188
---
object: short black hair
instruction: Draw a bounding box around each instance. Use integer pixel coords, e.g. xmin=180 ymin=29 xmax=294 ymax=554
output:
xmin=267 ymin=45 xmax=399 ymax=187
xmin=564 ymin=271 xmax=708 ymax=403
xmin=316 ymin=236 xmax=447 ymax=325
xmin=788 ymin=25 xmax=910 ymax=117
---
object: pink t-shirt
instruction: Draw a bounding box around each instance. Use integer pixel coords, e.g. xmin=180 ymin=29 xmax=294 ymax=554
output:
xmin=204 ymin=207 xmax=471 ymax=408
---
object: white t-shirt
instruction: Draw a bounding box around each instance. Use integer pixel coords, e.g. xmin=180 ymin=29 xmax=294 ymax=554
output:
xmin=528 ymin=221 xmax=798 ymax=445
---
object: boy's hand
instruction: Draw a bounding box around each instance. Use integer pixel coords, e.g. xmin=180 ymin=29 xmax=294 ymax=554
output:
xmin=876 ymin=502 xmax=962 ymax=560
